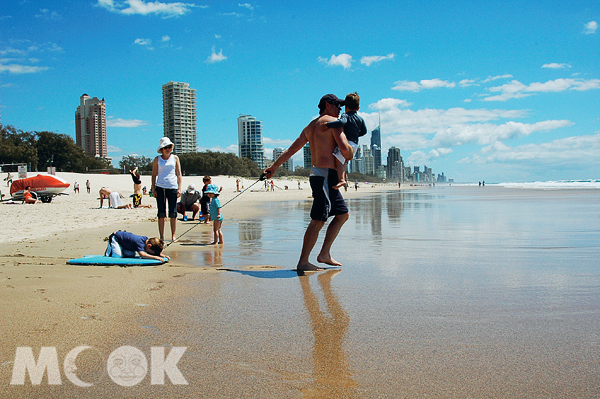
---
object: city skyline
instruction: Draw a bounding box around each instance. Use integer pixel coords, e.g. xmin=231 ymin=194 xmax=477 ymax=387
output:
xmin=1 ymin=1 xmax=598 ymax=183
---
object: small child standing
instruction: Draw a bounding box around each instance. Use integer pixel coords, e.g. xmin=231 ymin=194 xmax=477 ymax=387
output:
xmin=105 ymin=230 xmax=169 ymax=262
xmin=206 ymin=184 xmax=223 ymax=245
xmin=325 ymin=92 xmax=367 ymax=190
xmin=206 ymin=185 xmax=223 ymax=244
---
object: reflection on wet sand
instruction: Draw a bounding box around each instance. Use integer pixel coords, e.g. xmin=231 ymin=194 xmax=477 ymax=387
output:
xmin=299 ymin=270 xmax=358 ymax=397
xmin=202 ymin=245 xmax=223 ymax=267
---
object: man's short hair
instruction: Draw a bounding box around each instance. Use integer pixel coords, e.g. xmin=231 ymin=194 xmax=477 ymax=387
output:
xmin=147 ymin=237 xmax=164 ymax=256
xmin=344 ymin=92 xmax=360 ymax=110
xmin=203 ymin=176 xmax=211 ymax=182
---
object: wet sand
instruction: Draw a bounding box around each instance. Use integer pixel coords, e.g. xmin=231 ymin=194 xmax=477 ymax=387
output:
xmin=1 ymin=181 xmax=599 ymax=397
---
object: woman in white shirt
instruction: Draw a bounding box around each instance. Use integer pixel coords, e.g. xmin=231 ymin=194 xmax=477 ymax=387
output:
xmin=152 ymin=137 xmax=182 ymax=242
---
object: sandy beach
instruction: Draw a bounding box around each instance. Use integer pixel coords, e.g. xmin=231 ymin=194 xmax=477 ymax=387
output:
xmin=0 ymin=172 xmax=406 ymax=397
xmin=2 ymin=175 xmax=599 ymax=397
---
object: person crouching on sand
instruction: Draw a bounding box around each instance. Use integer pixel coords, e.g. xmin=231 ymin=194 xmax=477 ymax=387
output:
xmin=206 ymin=186 xmax=223 ymax=244
xmin=105 ymin=230 xmax=169 ymax=262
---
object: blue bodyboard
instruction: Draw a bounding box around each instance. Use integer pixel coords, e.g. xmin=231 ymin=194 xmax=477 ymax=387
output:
xmin=67 ymin=255 xmax=167 ymax=266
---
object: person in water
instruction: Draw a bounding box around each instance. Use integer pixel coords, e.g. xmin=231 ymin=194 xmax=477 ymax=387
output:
xmin=264 ymin=94 xmax=353 ymax=272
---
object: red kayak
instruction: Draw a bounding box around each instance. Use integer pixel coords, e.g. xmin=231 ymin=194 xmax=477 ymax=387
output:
xmin=10 ymin=174 xmax=70 ymax=203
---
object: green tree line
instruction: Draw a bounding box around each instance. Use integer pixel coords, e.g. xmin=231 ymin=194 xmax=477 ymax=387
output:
xmin=0 ymin=124 xmax=110 ymax=172
xmin=2 ymin=124 xmax=313 ymax=179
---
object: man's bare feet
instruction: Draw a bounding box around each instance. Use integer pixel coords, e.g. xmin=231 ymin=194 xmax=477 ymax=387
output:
xmin=316 ymin=254 xmax=342 ymax=267
xmin=171 ymin=237 xmax=179 ymax=243
xmin=297 ymin=261 xmax=324 ymax=272
xmin=332 ymin=180 xmax=346 ymax=190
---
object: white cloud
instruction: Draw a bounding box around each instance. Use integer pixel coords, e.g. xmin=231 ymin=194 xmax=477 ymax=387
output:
xmin=485 ymin=78 xmax=600 ymax=101
xmin=0 ymin=64 xmax=49 ymax=74
xmin=96 ymin=0 xmax=200 ymax=18
xmin=161 ymin=35 xmax=170 ymax=42
xmin=238 ymin=3 xmax=254 ymax=11
xmin=431 ymin=120 xmax=573 ymax=147
xmin=459 ymin=79 xmax=477 ymax=87
xmin=106 ymin=118 xmax=148 ymax=127
xmin=392 ymin=78 xmax=456 ymax=92
xmin=584 ymin=21 xmax=597 ymax=34
xmin=206 ymin=47 xmax=226 ymax=63
xmin=318 ymin=54 xmax=353 ymax=69
xmin=134 ymin=38 xmax=154 ymax=50
xmin=541 ymin=63 xmax=571 ymax=69
xmin=406 ymin=147 xmax=453 ymax=165
xmin=0 ymin=48 xmax=26 ymax=56
xmin=478 ymin=134 xmax=600 ymax=164
xmin=360 ymin=99 xmax=574 ymax=157
xmin=482 ymin=74 xmax=513 ymax=83
xmin=363 ymin=101 xmax=525 ymax=138
xmin=134 ymin=38 xmax=152 ymax=46
xmin=369 ymin=98 xmax=412 ymax=111
xmin=361 ymin=53 xmax=395 ymax=66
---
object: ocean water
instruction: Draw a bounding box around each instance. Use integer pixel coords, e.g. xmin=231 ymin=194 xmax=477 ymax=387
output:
xmin=136 ymin=185 xmax=600 ymax=397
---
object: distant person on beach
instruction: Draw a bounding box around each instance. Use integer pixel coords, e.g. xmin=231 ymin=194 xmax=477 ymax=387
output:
xmin=264 ymin=94 xmax=353 ymax=272
xmin=206 ymin=186 xmax=223 ymax=244
xmin=177 ymin=183 xmax=201 ymax=221
xmin=22 ymin=186 xmax=39 ymax=204
xmin=86 ymin=179 xmax=91 ymax=194
xmin=354 ymin=181 xmax=358 ymax=191
xmin=324 ymin=92 xmax=367 ymax=190
xmin=236 ymin=179 xmax=240 ymax=192
xmin=152 ymin=137 xmax=182 ymax=242
xmin=5 ymin=172 xmax=13 ymax=187
xmin=105 ymin=230 xmax=169 ymax=262
xmin=74 ymin=181 xmax=79 ymax=193
xmin=129 ymin=167 xmax=152 ymax=208
xmin=99 ymin=187 xmax=132 ymax=209
xmin=200 ymin=176 xmax=221 ymax=224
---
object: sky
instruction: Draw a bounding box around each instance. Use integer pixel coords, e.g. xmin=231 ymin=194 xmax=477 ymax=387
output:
xmin=0 ymin=0 xmax=598 ymax=183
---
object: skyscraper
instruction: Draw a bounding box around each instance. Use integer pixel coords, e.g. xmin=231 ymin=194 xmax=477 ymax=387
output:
xmin=370 ymin=125 xmax=381 ymax=148
xmin=238 ymin=114 xmax=265 ymax=168
xmin=162 ymin=81 xmax=197 ymax=154
xmin=387 ymin=146 xmax=403 ymax=181
xmin=273 ymin=147 xmax=292 ymax=172
xmin=370 ymin=123 xmax=382 ymax=171
xmin=75 ymin=94 xmax=107 ymax=158
xmin=303 ymin=143 xmax=311 ymax=169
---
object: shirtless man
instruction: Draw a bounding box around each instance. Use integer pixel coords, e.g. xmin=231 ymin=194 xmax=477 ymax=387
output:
xmin=264 ymin=94 xmax=353 ymax=271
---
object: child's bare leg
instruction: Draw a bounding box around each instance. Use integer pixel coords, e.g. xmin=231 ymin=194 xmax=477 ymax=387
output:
xmin=215 ymin=220 xmax=223 ymax=244
xmin=333 ymin=160 xmax=347 ymax=190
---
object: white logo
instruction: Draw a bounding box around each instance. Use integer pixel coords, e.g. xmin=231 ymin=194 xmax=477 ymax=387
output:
xmin=10 ymin=346 xmax=187 ymax=387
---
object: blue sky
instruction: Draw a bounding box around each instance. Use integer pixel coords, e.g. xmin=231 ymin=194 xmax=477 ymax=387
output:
xmin=1 ymin=0 xmax=598 ymax=183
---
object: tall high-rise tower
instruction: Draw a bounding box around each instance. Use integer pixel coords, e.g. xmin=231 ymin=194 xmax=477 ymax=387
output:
xmin=370 ymin=125 xmax=381 ymax=148
xmin=162 ymin=81 xmax=197 ymax=154
xmin=238 ymin=114 xmax=265 ymax=168
xmin=303 ymin=143 xmax=312 ymax=169
xmin=75 ymin=94 xmax=107 ymax=157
